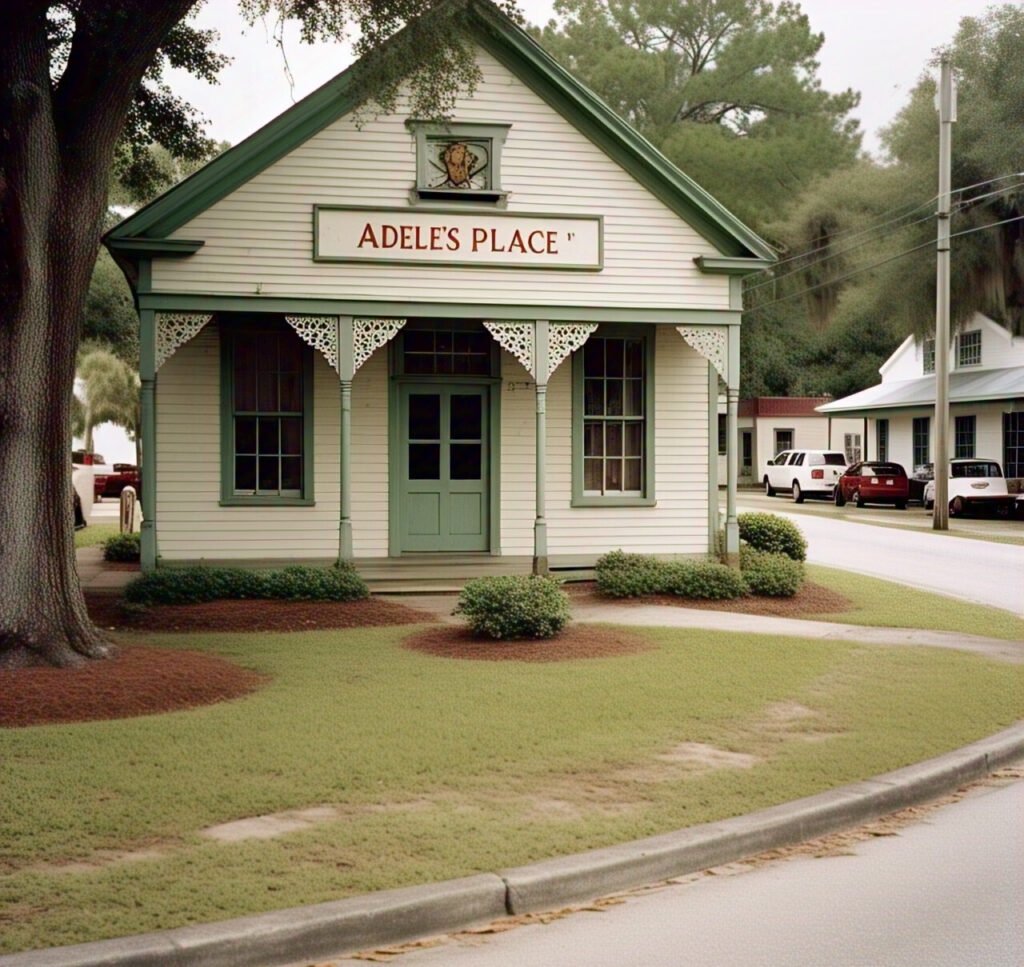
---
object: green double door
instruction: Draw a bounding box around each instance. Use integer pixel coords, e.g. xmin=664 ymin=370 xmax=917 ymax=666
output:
xmin=399 ymin=385 xmax=489 ymax=552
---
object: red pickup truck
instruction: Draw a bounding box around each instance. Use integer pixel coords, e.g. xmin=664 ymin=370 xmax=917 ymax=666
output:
xmin=94 ymin=464 xmax=141 ymax=500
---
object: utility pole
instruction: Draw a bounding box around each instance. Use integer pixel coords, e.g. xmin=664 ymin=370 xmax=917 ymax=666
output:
xmin=933 ymin=53 xmax=956 ymax=531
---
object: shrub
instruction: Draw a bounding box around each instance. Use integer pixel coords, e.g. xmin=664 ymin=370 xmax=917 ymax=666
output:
xmin=661 ymin=561 xmax=749 ymax=600
xmin=103 ymin=532 xmax=140 ymax=563
xmin=456 ymin=575 xmax=570 ymax=640
xmin=594 ymin=550 xmax=664 ymax=597
xmin=741 ymin=546 xmax=805 ymax=597
xmin=123 ymin=563 xmax=368 ymax=605
xmin=738 ymin=513 xmax=807 ymax=561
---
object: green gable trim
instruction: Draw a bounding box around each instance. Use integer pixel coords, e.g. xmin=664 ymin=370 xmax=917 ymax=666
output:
xmin=695 ymin=256 xmax=774 ymax=275
xmin=104 ymin=0 xmax=773 ymax=268
xmin=106 ymin=238 xmax=205 ymax=257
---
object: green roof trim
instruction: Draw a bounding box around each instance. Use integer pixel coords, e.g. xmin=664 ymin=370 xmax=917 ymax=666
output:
xmin=694 ymin=255 xmax=774 ymax=275
xmin=105 ymin=0 xmax=775 ymax=266
xmin=106 ymin=237 xmax=204 ymax=256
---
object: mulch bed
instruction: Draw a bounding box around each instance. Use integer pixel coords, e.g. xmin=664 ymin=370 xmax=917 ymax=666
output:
xmin=85 ymin=594 xmax=436 ymax=634
xmin=402 ymin=624 xmax=654 ymax=662
xmin=565 ymin=581 xmax=854 ymax=618
xmin=0 ymin=646 xmax=267 ymax=728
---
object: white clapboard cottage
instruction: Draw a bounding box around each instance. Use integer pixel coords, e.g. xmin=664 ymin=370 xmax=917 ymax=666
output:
xmin=105 ymin=0 xmax=773 ymax=580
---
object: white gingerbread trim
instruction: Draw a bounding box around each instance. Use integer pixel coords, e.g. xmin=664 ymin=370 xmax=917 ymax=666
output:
xmin=155 ymin=313 xmax=214 ymax=371
xmin=285 ymin=315 xmax=340 ymax=374
xmin=353 ymin=318 xmax=406 ymax=373
xmin=676 ymin=326 xmax=728 ymax=384
xmin=547 ymin=323 xmax=597 ymax=379
xmin=484 ymin=321 xmax=535 ymax=378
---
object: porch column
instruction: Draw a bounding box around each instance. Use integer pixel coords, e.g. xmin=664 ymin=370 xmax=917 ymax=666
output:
xmin=139 ymin=309 xmax=157 ymax=571
xmin=725 ymin=323 xmax=741 ymax=565
xmin=338 ymin=316 xmax=355 ymax=562
xmin=534 ymin=321 xmax=549 ymax=574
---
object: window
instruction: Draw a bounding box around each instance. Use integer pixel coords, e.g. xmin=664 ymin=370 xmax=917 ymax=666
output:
xmin=954 ymin=415 xmax=976 ymax=459
xmin=913 ymin=416 xmax=930 ymax=469
xmin=958 ymin=329 xmax=982 ymax=367
xmin=774 ymin=429 xmax=793 ymax=455
xmin=407 ymin=121 xmax=510 ymax=203
xmin=844 ymin=433 xmax=862 ymax=464
xmin=573 ymin=328 xmax=654 ymax=504
xmin=717 ymin=414 xmax=727 ymax=456
xmin=398 ymin=322 xmax=497 ymax=376
xmin=922 ymin=337 xmax=936 ymax=374
xmin=1004 ymin=412 xmax=1024 ymax=478
xmin=876 ymin=419 xmax=889 ymax=461
xmin=221 ymin=321 xmax=314 ymax=504
xmin=741 ymin=430 xmax=753 ymax=472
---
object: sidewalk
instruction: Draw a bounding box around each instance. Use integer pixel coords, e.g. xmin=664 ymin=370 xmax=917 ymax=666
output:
xmin=76 ymin=546 xmax=137 ymax=593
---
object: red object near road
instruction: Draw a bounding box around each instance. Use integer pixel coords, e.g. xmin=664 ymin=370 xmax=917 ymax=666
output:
xmin=94 ymin=464 xmax=141 ymax=500
xmin=834 ymin=461 xmax=910 ymax=509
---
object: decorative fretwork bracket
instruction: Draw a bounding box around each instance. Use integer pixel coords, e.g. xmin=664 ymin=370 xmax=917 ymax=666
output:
xmin=547 ymin=323 xmax=597 ymax=380
xmin=353 ymin=318 xmax=406 ymax=373
xmin=155 ymin=313 xmax=214 ymax=371
xmin=285 ymin=315 xmax=340 ymax=374
xmin=677 ymin=326 xmax=728 ymax=385
xmin=484 ymin=321 xmax=535 ymax=377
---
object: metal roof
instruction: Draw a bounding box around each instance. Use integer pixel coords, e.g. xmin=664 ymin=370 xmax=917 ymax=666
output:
xmin=816 ymin=366 xmax=1024 ymax=414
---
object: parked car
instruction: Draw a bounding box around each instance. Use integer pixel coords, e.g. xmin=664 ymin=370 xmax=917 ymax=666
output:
xmin=834 ymin=461 xmax=909 ymax=509
xmin=923 ymin=459 xmax=1018 ymax=517
xmin=94 ymin=463 xmax=141 ymax=500
xmin=763 ymin=449 xmax=847 ymax=502
xmin=908 ymin=463 xmax=934 ymax=504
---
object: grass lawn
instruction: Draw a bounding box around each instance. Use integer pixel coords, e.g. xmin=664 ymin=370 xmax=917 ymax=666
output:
xmin=805 ymin=565 xmax=1024 ymax=641
xmin=74 ymin=522 xmax=119 ymax=549
xmin=2 ymin=621 xmax=1022 ymax=953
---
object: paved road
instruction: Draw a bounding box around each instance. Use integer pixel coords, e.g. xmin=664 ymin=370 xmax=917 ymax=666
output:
xmin=737 ymin=496 xmax=1024 ymax=616
xmin=336 ymin=777 xmax=1024 ymax=967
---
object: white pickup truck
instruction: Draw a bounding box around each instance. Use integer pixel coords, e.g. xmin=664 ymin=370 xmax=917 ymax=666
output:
xmin=923 ymin=458 xmax=1018 ymax=517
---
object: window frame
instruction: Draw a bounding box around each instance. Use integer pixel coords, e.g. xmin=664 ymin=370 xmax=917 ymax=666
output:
xmin=717 ymin=413 xmax=727 ymax=456
xmin=844 ymin=432 xmax=862 ymax=464
xmin=954 ymin=414 xmax=976 ymax=459
xmin=774 ymin=429 xmax=794 ymax=455
xmin=912 ymin=415 xmax=930 ymax=469
xmin=957 ymin=329 xmax=982 ymax=368
xmin=406 ymin=121 xmax=511 ymax=205
xmin=571 ymin=325 xmax=656 ymax=507
xmin=219 ymin=318 xmax=316 ymax=507
xmin=876 ymin=418 xmax=889 ymax=462
xmin=922 ymin=337 xmax=936 ymax=374
xmin=1004 ymin=412 xmax=1024 ymax=478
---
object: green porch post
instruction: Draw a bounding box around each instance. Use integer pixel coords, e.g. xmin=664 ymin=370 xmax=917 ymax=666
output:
xmin=139 ymin=308 xmax=157 ymax=570
xmin=533 ymin=320 xmax=549 ymax=575
xmin=338 ymin=316 xmax=355 ymax=562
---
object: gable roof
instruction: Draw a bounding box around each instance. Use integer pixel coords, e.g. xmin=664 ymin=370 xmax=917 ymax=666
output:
xmin=105 ymin=0 xmax=774 ymax=270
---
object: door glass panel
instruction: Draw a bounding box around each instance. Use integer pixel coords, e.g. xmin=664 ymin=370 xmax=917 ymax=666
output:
xmin=409 ymin=443 xmax=440 ymax=480
xmin=450 ymin=444 xmax=482 ymax=480
xmin=409 ymin=394 xmax=440 ymax=440
xmin=450 ymin=395 xmax=482 ymax=440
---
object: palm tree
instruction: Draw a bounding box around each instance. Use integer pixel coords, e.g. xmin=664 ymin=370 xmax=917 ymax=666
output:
xmin=73 ymin=347 xmax=141 ymax=464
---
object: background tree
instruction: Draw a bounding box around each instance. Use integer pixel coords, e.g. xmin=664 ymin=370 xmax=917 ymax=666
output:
xmin=73 ymin=347 xmax=142 ymax=463
xmin=0 ymin=0 xmax=513 ymax=668
xmin=536 ymin=0 xmax=861 ymax=227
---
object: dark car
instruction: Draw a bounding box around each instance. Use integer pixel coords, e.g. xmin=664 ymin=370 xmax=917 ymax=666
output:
xmin=908 ymin=463 xmax=934 ymax=504
xmin=834 ymin=461 xmax=910 ymax=509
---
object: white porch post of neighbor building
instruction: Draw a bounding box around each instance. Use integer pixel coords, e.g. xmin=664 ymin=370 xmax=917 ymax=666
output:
xmin=533 ymin=320 xmax=549 ymax=574
xmin=139 ymin=309 xmax=157 ymax=571
xmin=725 ymin=323 xmax=741 ymax=564
xmin=338 ymin=316 xmax=355 ymax=561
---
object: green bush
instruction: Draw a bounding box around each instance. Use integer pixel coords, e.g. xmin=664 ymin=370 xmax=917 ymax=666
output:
xmin=741 ymin=546 xmax=805 ymax=597
xmin=102 ymin=532 xmax=140 ymax=563
xmin=455 ymin=575 xmax=570 ymax=640
xmin=738 ymin=513 xmax=807 ymax=561
xmin=123 ymin=563 xmax=368 ymax=605
xmin=595 ymin=551 xmax=748 ymax=601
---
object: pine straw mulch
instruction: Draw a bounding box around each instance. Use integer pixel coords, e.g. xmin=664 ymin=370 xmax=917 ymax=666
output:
xmin=402 ymin=624 xmax=654 ymax=662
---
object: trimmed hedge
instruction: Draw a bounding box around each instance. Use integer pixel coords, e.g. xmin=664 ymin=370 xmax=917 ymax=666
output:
xmin=740 ymin=546 xmax=805 ymax=597
xmin=103 ymin=532 xmax=140 ymax=563
xmin=595 ymin=551 xmax=747 ymax=601
xmin=456 ymin=575 xmax=570 ymax=640
xmin=737 ymin=512 xmax=807 ymax=561
xmin=123 ymin=563 xmax=369 ymax=605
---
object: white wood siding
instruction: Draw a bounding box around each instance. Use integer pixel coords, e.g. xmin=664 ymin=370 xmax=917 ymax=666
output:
xmin=154 ymin=47 xmax=729 ymax=310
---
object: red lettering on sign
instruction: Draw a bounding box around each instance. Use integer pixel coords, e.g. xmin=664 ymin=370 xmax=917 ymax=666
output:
xmin=357 ymin=223 xmax=378 ymax=249
xmin=380 ymin=225 xmax=398 ymax=249
xmin=471 ymin=227 xmax=487 ymax=252
xmin=546 ymin=231 xmax=558 ymax=254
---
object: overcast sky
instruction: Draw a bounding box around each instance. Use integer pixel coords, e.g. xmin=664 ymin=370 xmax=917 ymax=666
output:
xmin=168 ymin=0 xmax=1001 ymax=158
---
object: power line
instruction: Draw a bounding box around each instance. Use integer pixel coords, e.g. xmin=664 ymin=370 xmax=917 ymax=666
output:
xmin=743 ymin=212 xmax=1024 ymax=314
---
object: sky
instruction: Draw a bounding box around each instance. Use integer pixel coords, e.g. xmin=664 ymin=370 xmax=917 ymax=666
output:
xmin=168 ymin=0 xmax=1002 ymax=158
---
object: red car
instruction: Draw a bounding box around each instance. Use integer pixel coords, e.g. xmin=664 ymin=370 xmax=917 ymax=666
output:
xmin=94 ymin=464 xmax=141 ymax=500
xmin=834 ymin=461 xmax=909 ymax=510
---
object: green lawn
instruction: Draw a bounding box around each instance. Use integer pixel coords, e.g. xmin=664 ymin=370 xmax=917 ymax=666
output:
xmin=2 ymin=622 xmax=1022 ymax=953
xmin=74 ymin=522 xmax=119 ymax=549
xmin=806 ymin=565 xmax=1024 ymax=641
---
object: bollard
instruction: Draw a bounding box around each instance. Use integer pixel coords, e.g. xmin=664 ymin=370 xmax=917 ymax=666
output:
xmin=120 ymin=486 xmax=137 ymax=534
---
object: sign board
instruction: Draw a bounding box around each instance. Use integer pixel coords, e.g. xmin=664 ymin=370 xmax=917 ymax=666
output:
xmin=314 ymin=206 xmax=602 ymax=270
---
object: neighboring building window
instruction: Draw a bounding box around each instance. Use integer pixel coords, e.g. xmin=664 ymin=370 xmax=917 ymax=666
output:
xmin=957 ymin=329 xmax=982 ymax=367
xmin=717 ymin=414 xmax=727 ymax=455
xmin=876 ymin=419 xmax=889 ymax=462
xmin=913 ymin=416 xmax=930 ymax=469
xmin=573 ymin=329 xmax=654 ymax=504
xmin=774 ymin=429 xmax=793 ymax=455
xmin=741 ymin=430 xmax=753 ymax=472
xmin=408 ymin=121 xmax=510 ymax=203
xmin=221 ymin=322 xmax=314 ymax=504
xmin=844 ymin=433 xmax=862 ymax=464
xmin=954 ymin=415 xmax=976 ymax=459
xmin=1003 ymin=412 xmax=1024 ymax=478
xmin=922 ymin=337 xmax=936 ymax=374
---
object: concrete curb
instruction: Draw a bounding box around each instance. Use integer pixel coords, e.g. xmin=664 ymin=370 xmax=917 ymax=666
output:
xmin=4 ymin=724 xmax=1023 ymax=967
